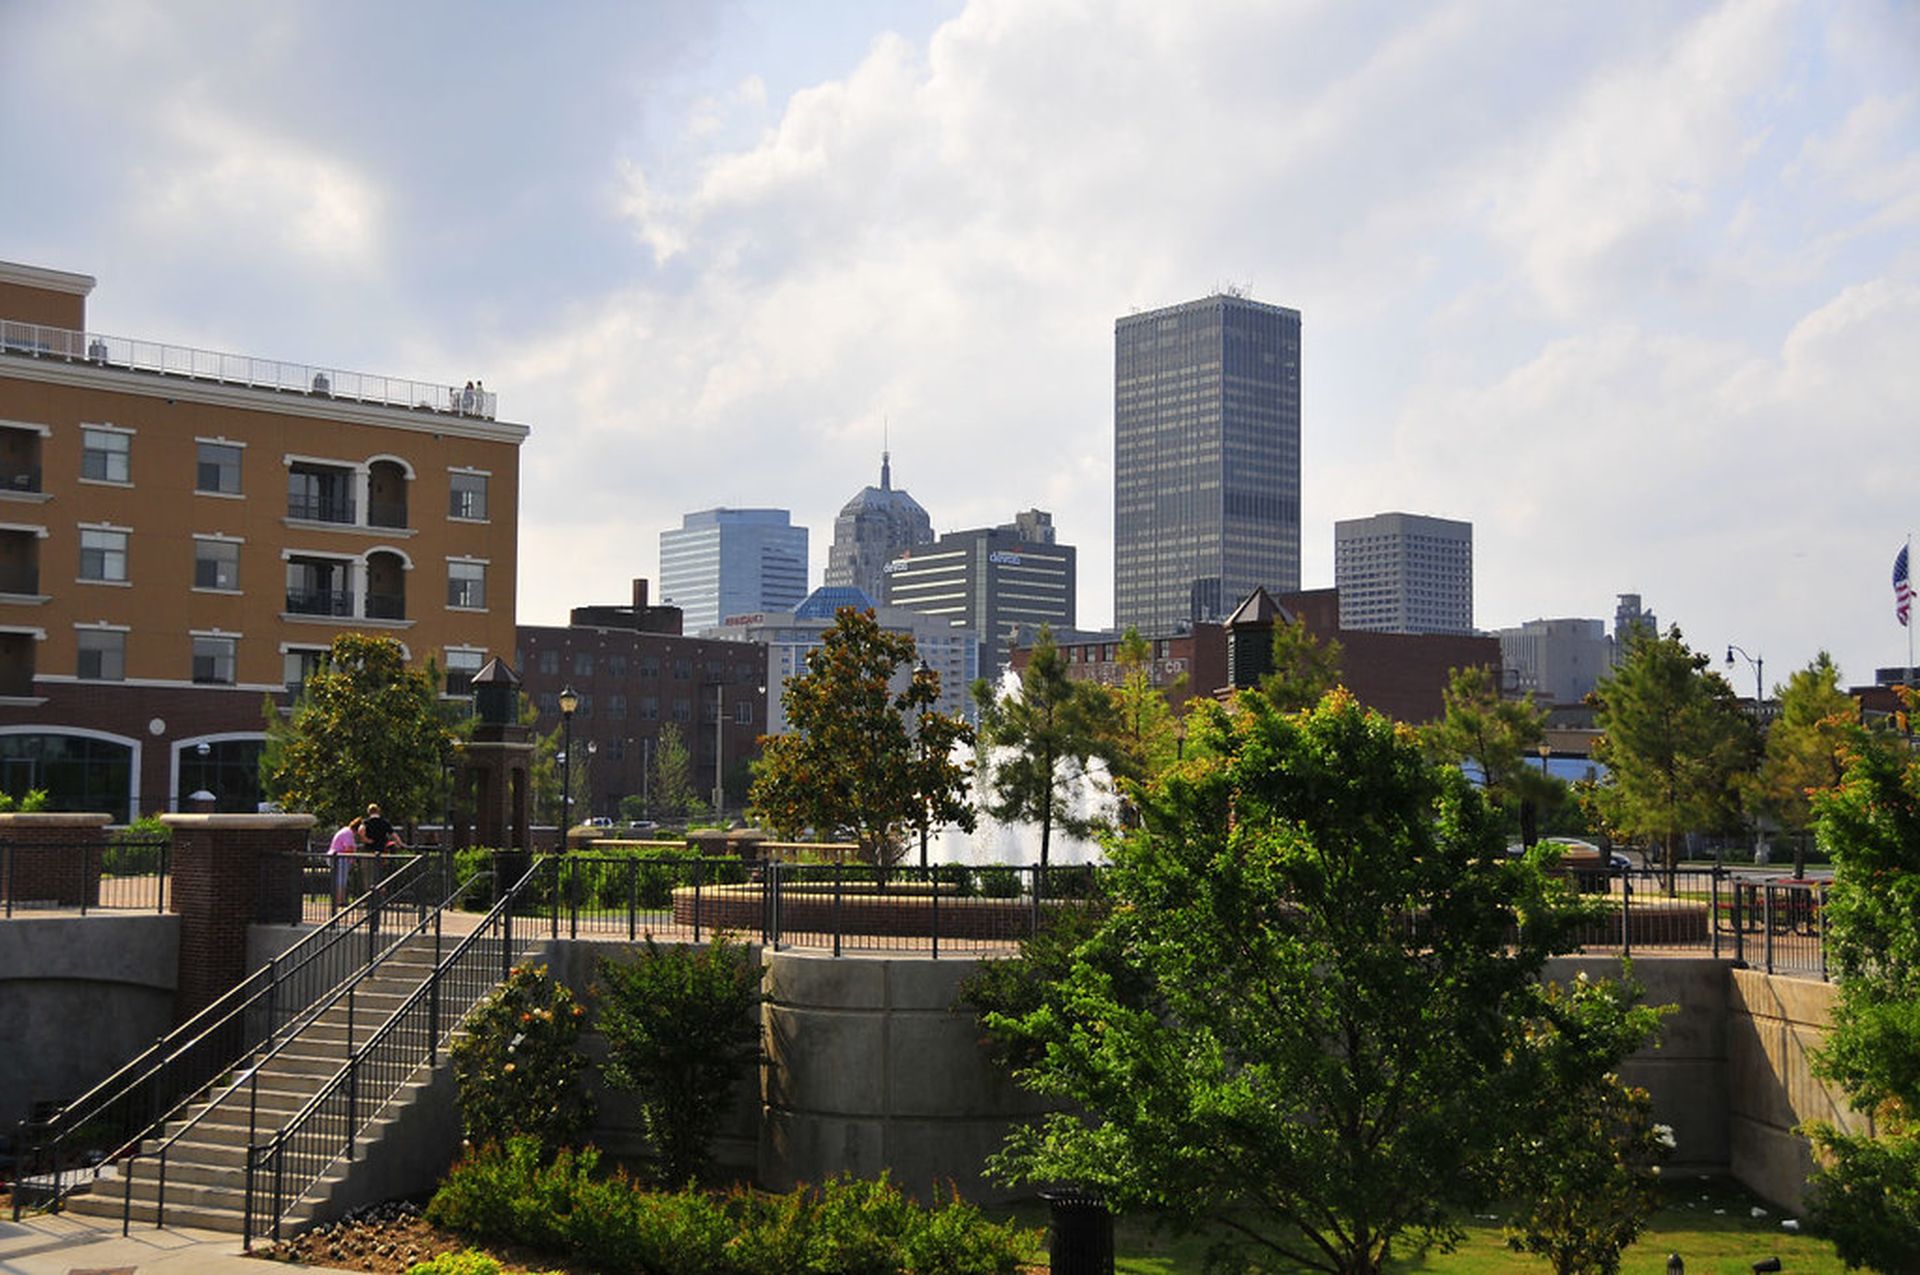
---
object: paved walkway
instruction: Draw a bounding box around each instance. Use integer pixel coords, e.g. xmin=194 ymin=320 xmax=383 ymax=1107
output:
xmin=0 ymin=1211 xmax=263 ymax=1274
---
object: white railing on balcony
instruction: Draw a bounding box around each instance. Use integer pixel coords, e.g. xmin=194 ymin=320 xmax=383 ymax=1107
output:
xmin=0 ymin=319 xmax=498 ymax=420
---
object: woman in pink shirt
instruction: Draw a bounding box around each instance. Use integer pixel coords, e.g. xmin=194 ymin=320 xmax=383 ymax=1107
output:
xmin=327 ymin=816 xmax=363 ymax=909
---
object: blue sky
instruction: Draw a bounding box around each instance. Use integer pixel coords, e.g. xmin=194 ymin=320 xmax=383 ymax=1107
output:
xmin=3 ymin=0 xmax=1916 ymax=690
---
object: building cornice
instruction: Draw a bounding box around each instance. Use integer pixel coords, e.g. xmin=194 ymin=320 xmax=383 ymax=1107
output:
xmin=0 ymin=261 xmax=96 ymax=296
xmin=0 ymin=357 xmax=531 ymax=445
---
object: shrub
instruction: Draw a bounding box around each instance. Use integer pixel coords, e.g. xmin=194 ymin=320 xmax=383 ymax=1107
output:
xmin=425 ymin=1140 xmax=1038 ymax=1275
xmin=103 ymin=815 xmax=172 ymax=876
xmin=976 ymin=867 xmax=1022 ymax=899
xmin=450 ymin=965 xmax=593 ymax=1154
xmin=0 ymin=788 xmax=49 ymax=813
xmin=598 ymin=934 xmax=763 ymax=1185
xmin=934 ymin=865 xmax=977 ymax=898
xmin=405 ymin=1251 xmax=563 ymax=1275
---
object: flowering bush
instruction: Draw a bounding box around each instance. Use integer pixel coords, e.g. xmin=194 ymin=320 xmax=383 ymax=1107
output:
xmin=450 ymin=964 xmax=593 ymax=1154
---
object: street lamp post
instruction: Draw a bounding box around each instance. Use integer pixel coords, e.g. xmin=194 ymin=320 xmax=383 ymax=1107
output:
xmin=1725 ymin=645 xmax=1765 ymax=864
xmin=558 ymin=685 xmax=579 ymax=847
xmin=713 ymin=683 xmax=725 ymax=823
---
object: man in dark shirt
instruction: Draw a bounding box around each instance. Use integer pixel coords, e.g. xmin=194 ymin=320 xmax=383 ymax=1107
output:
xmin=362 ymin=803 xmax=396 ymax=852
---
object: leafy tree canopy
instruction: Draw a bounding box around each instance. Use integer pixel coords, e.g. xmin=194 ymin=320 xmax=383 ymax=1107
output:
xmin=973 ymin=625 xmax=1115 ymax=866
xmin=262 ymin=632 xmax=457 ymax=829
xmin=1752 ymin=652 xmax=1858 ymax=842
xmin=1097 ymin=626 xmax=1185 ymax=785
xmin=1424 ymin=663 xmax=1552 ymax=815
xmin=1805 ymin=724 xmax=1920 ymax=1265
xmin=1589 ymin=626 xmax=1757 ymax=875
xmin=751 ymin=607 xmax=972 ymax=862
xmin=1258 ymin=616 xmax=1344 ymax=712
xmin=978 ymin=690 xmax=1643 ymax=1274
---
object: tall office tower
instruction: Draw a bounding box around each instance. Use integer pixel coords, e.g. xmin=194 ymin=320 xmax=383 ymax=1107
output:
xmin=1333 ymin=512 xmax=1474 ymax=634
xmin=659 ymin=508 xmax=808 ymax=633
xmin=1614 ymin=593 xmax=1658 ymax=656
xmin=824 ymin=452 xmax=934 ymax=600
xmin=1114 ymin=293 xmax=1302 ymax=632
xmin=882 ymin=508 xmax=1076 ymax=678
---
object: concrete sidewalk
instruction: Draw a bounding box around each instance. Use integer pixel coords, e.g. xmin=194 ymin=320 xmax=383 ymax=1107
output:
xmin=0 ymin=1212 xmax=268 ymax=1274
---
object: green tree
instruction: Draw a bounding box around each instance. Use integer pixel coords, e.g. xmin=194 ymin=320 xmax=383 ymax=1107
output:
xmin=751 ymin=608 xmax=970 ymax=863
xmin=1259 ymin=616 xmax=1344 ymax=711
xmin=262 ymin=632 xmax=456 ymax=828
xmin=973 ymin=625 xmax=1115 ymax=867
xmin=1589 ymin=626 xmax=1757 ymax=882
xmin=1805 ymin=731 xmax=1920 ymax=1267
xmin=652 ymin=722 xmax=699 ymax=820
xmin=1497 ymin=974 xmax=1674 ymax=1275
xmin=978 ymin=691 xmax=1632 ymax=1274
xmin=1099 ymin=626 xmax=1185 ymax=785
xmin=1424 ymin=664 xmax=1557 ymax=842
xmin=1752 ymin=652 xmax=1857 ymax=875
xmin=597 ymin=935 xmax=763 ymax=1185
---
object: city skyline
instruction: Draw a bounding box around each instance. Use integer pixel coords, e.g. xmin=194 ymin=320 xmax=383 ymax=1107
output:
xmin=3 ymin=2 xmax=1914 ymax=688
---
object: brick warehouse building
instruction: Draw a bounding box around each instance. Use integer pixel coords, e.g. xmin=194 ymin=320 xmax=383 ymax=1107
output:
xmin=0 ymin=261 xmax=526 ymax=817
xmin=1018 ymin=587 xmax=1499 ymax=723
xmin=516 ymin=580 xmax=768 ymax=822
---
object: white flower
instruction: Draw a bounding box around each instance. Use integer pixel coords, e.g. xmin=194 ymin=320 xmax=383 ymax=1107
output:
xmin=1652 ymin=1124 xmax=1677 ymax=1149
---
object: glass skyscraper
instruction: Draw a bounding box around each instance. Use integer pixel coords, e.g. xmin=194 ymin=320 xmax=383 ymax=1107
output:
xmin=1114 ymin=293 xmax=1301 ymax=633
xmin=659 ymin=508 xmax=808 ymax=633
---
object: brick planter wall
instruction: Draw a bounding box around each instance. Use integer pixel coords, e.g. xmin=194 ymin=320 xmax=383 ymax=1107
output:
xmin=0 ymin=813 xmax=111 ymax=908
xmin=161 ymin=813 xmax=316 ymax=1019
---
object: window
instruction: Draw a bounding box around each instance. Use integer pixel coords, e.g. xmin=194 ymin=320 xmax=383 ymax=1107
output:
xmin=734 ymin=701 xmax=754 ymax=725
xmin=287 ymin=463 xmax=355 ymax=523
xmin=445 ymin=648 xmax=485 ymax=696
xmin=639 ymin=696 xmax=658 ymax=720
xmin=76 ymin=630 xmax=124 ymax=681
xmin=284 ymin=647 xmax=326 ymax=694
xmin=671 ymin=657 xmax=690 ymax=680
xmin=449 ymin=471 xmax=488 ymax=520
xmin=447 ymin=560 xmax=486 ymax=609
xmin=536 ymin=691 xmax=559 ymax=714
xmin=573 ymin=651 xmax=593 ymax=677
xmin=79 ymin=528 xmax=128 ymax=583
xmin=196 ymin=442 xmax=242 ymax=495
xmin=192 ymin=635 xmax=237 ymax=685
xmin=538 ymin=649 xmax=559 ymax=675
xmin=194 ymin=538 xmax=240 ymax=591
xmin=82 ymin=428 xmax=130 ymax=483
xmin=608 ymin=694 xmax=627 ymax=719
xmin=606 ymin=654 xmax=628 ymax=677
xmin=638 ymin=655 xmax=660 ymax=678
xmin=672 ymin=698 xmax=691 ymax=722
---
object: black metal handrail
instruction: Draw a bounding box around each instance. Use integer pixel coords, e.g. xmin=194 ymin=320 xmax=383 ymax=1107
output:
xmin=243 ymin=856 xmax=554 ymax=1246
xmin=10 ymin=854 xmax=432 ymax=1220
xmin=113 ymin=860 xmax=481 ymax=1235
xmin=1 ymin=835 xmax=172 ymax=918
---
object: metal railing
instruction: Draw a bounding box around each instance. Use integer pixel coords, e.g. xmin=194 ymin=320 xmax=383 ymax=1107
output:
xmin=0 ymin=319 xmax=498 ymax=420
xmin=2 ymin=836 xmax=173 ymax=917
xmin=243 ymin=856 xmax=551 ymax=1246
xmin=284 ymin=587 xmax=353 ymax=617
xmin=9 ymin=855 xmax=436 ymax=1219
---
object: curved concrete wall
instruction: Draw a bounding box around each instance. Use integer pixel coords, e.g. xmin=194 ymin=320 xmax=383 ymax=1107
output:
xmin=0 ymin=914 xmax=178 ymax=1127
xmin=758 ymin=950 xmax=1048 ymax=1201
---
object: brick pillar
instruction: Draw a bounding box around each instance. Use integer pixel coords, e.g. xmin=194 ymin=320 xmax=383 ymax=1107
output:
xmin=0 ymin=812 xmax=111 ymax=908
xmin=161 ymin=813 xmax=317 ymax=1019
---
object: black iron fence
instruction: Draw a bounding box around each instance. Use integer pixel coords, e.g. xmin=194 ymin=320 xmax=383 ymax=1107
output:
xmin=10 ymin=855 xmax=441 ymax=1220
xmin=1 ymin=836 xmax=173 ymax=918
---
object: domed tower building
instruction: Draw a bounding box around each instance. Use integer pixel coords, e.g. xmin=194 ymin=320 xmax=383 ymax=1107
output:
xmin=824 ymin=451 xmax=933 ymax=601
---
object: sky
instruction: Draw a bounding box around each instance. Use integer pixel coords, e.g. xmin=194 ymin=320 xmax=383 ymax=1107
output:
xmin=3 ymin=0 xmax=1917 ymax=694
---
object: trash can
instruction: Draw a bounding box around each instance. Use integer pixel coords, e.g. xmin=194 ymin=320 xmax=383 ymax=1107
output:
xmin=1041 ymin=1188 xmax=1114 ymax=1275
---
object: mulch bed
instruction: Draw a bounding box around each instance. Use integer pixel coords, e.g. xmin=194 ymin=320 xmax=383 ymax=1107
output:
xmin=248 ymin=1201 xmax=599 ymax=1274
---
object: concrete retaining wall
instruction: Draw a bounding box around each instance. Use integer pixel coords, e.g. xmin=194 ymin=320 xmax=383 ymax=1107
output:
xmin=0 ymin=914 xmax=178 ymax=1128
xmin=1727 ymin=970 xmax=1864 ymax=1212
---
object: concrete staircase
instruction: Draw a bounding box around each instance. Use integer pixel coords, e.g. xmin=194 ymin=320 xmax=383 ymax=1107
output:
xmin=59 ymin=932 xmax=488 ymax=1234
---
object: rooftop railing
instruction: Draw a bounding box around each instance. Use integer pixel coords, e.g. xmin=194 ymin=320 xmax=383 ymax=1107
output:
xmin=0 ymin=319 xmax=498 ymax=420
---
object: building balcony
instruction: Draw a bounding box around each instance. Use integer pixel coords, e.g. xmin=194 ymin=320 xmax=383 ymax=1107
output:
xmin=287 ymin=493 xmax=357 ymax=525
xmin=364 ymin=592 xmax=406 ymax=621
xmin=286 ymin=587 xmax=354 ymax=618
xmin=0 ymin=318 xmax=499 ymax=420
xmin=0 ymin=462 xmax=40 ymax=496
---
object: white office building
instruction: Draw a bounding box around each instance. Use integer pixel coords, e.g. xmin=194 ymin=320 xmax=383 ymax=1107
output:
xmin=1495 ymin=617 xmax=1612 ymax=705
xmin=1333 ymin=512 xmax=1474 ymax=634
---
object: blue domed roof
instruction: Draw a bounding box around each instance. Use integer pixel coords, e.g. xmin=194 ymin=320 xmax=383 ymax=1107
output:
xmin=795 ymin=586 xmax=879 ymax=620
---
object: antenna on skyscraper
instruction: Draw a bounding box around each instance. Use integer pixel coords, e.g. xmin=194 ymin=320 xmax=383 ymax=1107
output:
xmin=881 ymin=415 xmax=891 ymax=490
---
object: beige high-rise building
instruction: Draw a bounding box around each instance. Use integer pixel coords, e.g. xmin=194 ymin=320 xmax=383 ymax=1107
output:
xmin=0 ymin=260 xmax=528 ymax=819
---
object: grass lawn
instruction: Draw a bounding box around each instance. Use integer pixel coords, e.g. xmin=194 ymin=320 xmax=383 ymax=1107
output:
xmin=1029 ymin=1178 xmax=1846 ymax=1274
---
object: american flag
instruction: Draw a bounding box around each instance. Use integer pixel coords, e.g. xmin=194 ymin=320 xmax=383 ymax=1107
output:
xmin=1897 ymin=545 xmax=1915 ymax=627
